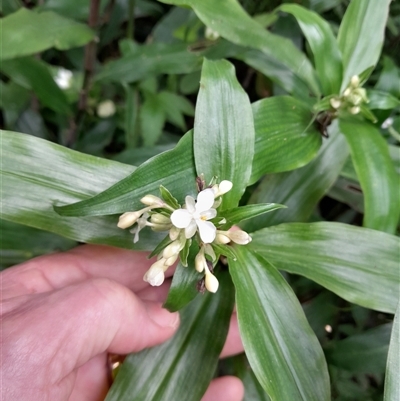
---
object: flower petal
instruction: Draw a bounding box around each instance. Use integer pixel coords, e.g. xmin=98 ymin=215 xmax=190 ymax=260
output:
xmin=200 ymin=208 xmax=217 ymax=221
xmin=185 ymin=219 xmax=197 ymax=239
xmin=171 ymin=209 xmax=192 ymax=228
xmin=196 ymin=188 xmax=215 ymax=213
xmin=196 ymin=220 xmax=216 ymax=243
xmin=185 ymin=196 xmax=196 ymax=213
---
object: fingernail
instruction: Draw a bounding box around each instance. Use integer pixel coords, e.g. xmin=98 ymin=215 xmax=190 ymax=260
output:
xmin=146 ymin=303 xmax=180 ymax=329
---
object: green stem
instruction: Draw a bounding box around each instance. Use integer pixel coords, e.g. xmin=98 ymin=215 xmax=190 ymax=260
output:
xmin=127 ymin=0 xmax=135 ymax=39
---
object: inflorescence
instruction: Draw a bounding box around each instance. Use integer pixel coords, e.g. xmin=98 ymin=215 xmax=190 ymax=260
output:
xmin=117 ymin=177 xmax=251 ymax=293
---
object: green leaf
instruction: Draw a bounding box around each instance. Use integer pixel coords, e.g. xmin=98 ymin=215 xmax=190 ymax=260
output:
xmin=1 ymin=57 xmax=71 ymax=115
xmin=229 ymin=246 xmax=330 ymax=400
xmin=243 ymin=121 xmax=348 ymax=232
xmin=339 ymin=119 xmax=400 ymax=234
xmin=325 ymin=323 xmax=391 ymax=375
xmin=140 ymin=92 xmax=165 ymax=147
xmin=279 ymin=4 xmax=342 ymax=95
xmin=249 ymin=222 xmax=400 ymax=313
xmin=367 ymin=89 xmax=400 ymax=110
xmin=159 ymin=0 xmax=321 ymax=96
xmin=375 ymin=56 xmax=400 ymax=98
xmin=226 ymin=354 xmax=272 ymax=401
xmin=159 ymin=185 xmax=180 ymax=210
xmin=164 ymin=243 xmax=201 ymax=312
xmin=158 ymin=91 xmax=195 ymax=131
xmin=96 ymin=43 xmax=202 ymax=83
xmin=194 ymin=59 xmax=255 ymax=210
xmin=55 ymin=131 xmax=197 ymax=216
xmin=0 ymin=130 xmax=166 ymax=249
xmin=106 ymin=271 xmax=234 ymax=401
xmin=337 ymin=0 xmax=392 ymax=90
xmin=220 ymin=204 xmax=286 ymax=228
xmin=250 ymin=96 xmax=322 ymax=184
xmin=0 ymin=219 xmax=76 ymax=268
xmin=0 ymin=8 xmax=94 ymax=60
xmin=384 ymin=300 xmax=400 ymax=401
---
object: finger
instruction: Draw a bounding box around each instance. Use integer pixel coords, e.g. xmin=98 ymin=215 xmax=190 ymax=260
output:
xmin=136 ymin=278 xmax=172 ymax=302
xmin=2 ymin=245 xmax=176 ymax=298
xmin=220 ymin=312 xmax=244 ymax=358
xmin=201 ymin=376 xmax=244 ymax=401
xmin=68 ymin=353 xmax=109 ymax=401
xmin=2 ymin=278 xmax=179 ymax=387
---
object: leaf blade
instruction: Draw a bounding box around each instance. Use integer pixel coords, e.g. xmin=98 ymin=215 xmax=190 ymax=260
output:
xmin=249 ymin=222 xmax=400 ymax=313
xmin=229 ymin=246 xmax=330 ymax=400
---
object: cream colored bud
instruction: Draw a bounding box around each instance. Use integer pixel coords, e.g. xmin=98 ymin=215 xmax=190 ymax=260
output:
xmin=213 ymin=180 xmax=233 ymax=198
xmin=330 ymin=98 xmax=341 ymax=109
xmin=140 ymin=195 xmax=164 ymax=207
xmin=343 ymin=88 xmax=351 ymax=97
xmin=205 ymin=26 xmax=220 ymax=41
xmin=349 ymin=106 xmax=360 ymax=115
xmin=195 ymin=251 xmax=206 ymax=272
xmin=97 ymin=100 xmax=116 ymax=118
xmin=143 ymin=259 xmax=166 ymax=286
xmin=227 ymin=230 xmax=252 ymax=245
xmin=214 ymin=233 xmax=231 ymax=244
xmin=163 ymin=240 xmax=184 ymax=259
xmin=151 ymin=213 xmax=171 ymax=224
xmin=205 ymin=272 xmax=219 ymax=293
xmin=350 ymin=75 xmax=360 ymax=88
xmin=117 ymin=211 xmax=141 ymax=229
xmin=169 ymin=226 xmax=181 ymax=241
xmin=150 ymin=223 xmax=172 ymax=232
xmin=165 ymin=254 xmax=179 ymax=267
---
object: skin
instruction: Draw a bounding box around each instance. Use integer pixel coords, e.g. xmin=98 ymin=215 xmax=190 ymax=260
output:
xmin=1 ymin=245 xmax=244 ymax=401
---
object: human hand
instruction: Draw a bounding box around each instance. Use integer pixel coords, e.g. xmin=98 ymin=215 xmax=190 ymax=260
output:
xmin=1 ymin=245 xmax=244 ymax=401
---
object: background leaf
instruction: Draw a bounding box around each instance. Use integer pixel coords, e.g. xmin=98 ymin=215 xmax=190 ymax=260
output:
xmin=337 ymin=0 xmax=392 ymax=89
xmin=384 ymin=300 xmax=400 ymax=401
xmin=243 ymin=121 xmax=348 ymax=232
xmin=0 ymin=8 xmax=94 ymax=59
xmin=249 ymin=222 xmax=400 ymax=313
xmin=279 ymin=4 xmax=342 ymax=95
xmin=95 ymin=43 xmax=202 ymax=84
xmin=229 ymin=246 xmax=330 ymax=401
xmin=194 ymin=59 xmax=255 ymax=209
xmin=55 ymin=131 xmax=197 ymax=216
xmin=0 ymin=130 xmax=163 ymax=250
xmin=250 ymin=96 xmax=322 ymax=184
xmin=1 ymin=57 xmax=71 ymax=115
xmin=159 ymin=0 xmax=321 ymax=96
xmin=339 ymin=119 xmax=400 ymax=234
xmin=106 ymin=271 xmax=234 ymax=401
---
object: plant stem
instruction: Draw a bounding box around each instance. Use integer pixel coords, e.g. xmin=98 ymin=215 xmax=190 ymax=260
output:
xmin=127 ymin=0 xmax=135 ymax=39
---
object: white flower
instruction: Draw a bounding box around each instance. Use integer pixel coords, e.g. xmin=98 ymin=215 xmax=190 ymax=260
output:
xmin=170 ymin=188 xmax=217 ymax=243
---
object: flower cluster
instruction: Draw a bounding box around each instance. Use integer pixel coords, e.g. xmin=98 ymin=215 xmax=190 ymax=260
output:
xmin=330 ymin=75 xmax=369 ymax=115
xmin=117 ymin=178 xmax=251 ymax=293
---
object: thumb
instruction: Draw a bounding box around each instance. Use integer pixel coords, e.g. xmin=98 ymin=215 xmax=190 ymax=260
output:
xmin=4 ymin=278 xmax=179 ymax=383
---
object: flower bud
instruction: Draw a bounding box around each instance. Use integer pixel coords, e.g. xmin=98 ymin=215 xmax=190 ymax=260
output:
xmin=169 ymin=226 xmax=181 ymax=241
xmin=97 ymin=100 xmax=116 ymax=118
xmin=205 ymin=272 xmax=219 ymax=293
xmin=143 ymin=259 xmax=166 ymax=286
xmin=163 ymin=239 xmax=184 ymax=259
xmin=140 ymin=195 xmax=164 ymax=207
xmin=214 ymin=233 xmax=231 ymax=244
xmin=227 ymin=230 xmax=252 ymax=245
xmin=165 ymin=254 xmax=179 ymax=267
xmin=330 ymin=98 xmax=341 ymax=109
xmin=151 ymin=213 xmax=171 ymax=224
xmin=213 ymin=180 xmax=233 ymax=197
xmin=195 ymin=251 xmax=206 ymax=273
xmin=343 ymin=88 xmax=351 ymax=97
xmin=350 ymin=75 xmax=360 ymax=88
xmin=349 ymin=106 xmax=360 ymax=115
xmin=117 ymin=211 xmax=141 ymax=229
